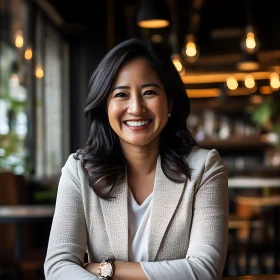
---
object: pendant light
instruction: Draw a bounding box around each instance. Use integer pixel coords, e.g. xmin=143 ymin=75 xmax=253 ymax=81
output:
xmin=244 ymin=74 xmax=256 ymax=89
xmin=137 ymin=0 xmax=170 ymax=29
xmin=169 ymin=33 xmax=185 ymax=75
xmin=237 ymin=0 xmax=260 ymax=71
xmin=240 ymin=25 xmax=260 ymax=54
xmin=240 ymin=0 xmax=260 ymax=54
xmin=171 ymin=53 xmax=185 ymax=76
xmin=15 ymin=30 xmax=24 ymax=48
xmin=182 ymin=34 xmax=199 ymax=63
xmin=270 ymin=72 xmax=280 ymax=91
xmin=226 ymin=76 xmax=238 ymax=90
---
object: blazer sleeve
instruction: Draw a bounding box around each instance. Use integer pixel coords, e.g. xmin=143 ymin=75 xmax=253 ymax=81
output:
xmin=44 ymin=154 xmax=98 ymax=280
xmin=140 ymin=149 xmax=229 ymax=280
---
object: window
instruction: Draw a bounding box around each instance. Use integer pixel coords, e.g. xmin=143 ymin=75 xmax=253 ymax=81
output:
xmin=0 ymin=0 xmax=70 ymax=178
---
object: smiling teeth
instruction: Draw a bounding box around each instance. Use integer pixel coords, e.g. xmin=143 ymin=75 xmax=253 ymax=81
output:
xmin=126 ymin=120 xmax=150 ymax=127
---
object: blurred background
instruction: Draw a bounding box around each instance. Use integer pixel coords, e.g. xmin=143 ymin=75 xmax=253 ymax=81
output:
xmin=0 ymin=0 xmax=280 ymax=279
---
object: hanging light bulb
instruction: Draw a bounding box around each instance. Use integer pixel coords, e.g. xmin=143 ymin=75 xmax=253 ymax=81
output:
xmin=270 ymin=72 xmax=280 ymax=90
xmin=182 ymin=34 xmax=199 ymax=63
xmin=244 ymin=74 xmax=255 ymax=89
xmin=240 ymin=25 xmax=260 ymax=54
xmin=171 ymin=53 xmax=185 ymax=76
xmin=15 ymin=30 xmax=24 ymax=48
xmin=226 ymin=77 xmax=238 ymax=90
xmin=24 ymin=47 xmax=33 ymax=60
xmin=35 ymin=66 xmax=44 ymax=79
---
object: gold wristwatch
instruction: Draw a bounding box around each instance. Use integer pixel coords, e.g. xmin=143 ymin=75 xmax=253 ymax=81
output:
xmin=97 ymin=258 xmax=115 ymax=279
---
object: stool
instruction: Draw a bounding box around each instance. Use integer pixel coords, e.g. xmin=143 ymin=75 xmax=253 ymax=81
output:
xmin=235 ymin=195 xmax=280 ymax=274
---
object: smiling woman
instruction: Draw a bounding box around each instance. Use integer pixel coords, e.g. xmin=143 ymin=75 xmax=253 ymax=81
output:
xmin=44 ymin=38 xmax=229 ymax=280
xmin=107 ymin=58 xmax=169 ymax=149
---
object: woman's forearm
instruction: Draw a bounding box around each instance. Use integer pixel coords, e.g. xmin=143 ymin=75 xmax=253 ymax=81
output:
xmin=84 ymin=260 xmax=148 ymax=280
xmin=113 ymin=260 xmax=148 ymax=280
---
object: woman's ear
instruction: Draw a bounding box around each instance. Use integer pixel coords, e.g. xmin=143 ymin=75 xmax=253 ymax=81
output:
xmin=168 ymin=102 xmax=173 ymax=115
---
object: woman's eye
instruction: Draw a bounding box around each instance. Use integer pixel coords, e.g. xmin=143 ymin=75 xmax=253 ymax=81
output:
xmin=115 ymin=92 xmax=127 ymax=98
xmin=144 ymin=90 xmax=156 ymax=96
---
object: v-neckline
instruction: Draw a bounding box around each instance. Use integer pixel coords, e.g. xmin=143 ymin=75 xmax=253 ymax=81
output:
xmin=128 ymin=189 xmax=153 ymax=207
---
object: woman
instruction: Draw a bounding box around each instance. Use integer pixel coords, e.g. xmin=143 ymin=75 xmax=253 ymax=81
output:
xmin=44 ymin=38 xmax=228 ymax=280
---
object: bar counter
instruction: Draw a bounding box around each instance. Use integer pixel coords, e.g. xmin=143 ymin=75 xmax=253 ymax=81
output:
xmin=228 ymin=177 xmax=280 ymax=188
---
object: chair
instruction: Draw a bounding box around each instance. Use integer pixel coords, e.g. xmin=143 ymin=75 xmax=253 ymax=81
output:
xmin=0 ymin=172 xmax=20 ymax=255
xmin=235 ymin=194 xmax=280 ymax=274
xmin=0 ymin=171 xmax=47 ymax=280
xmin=224 ymin=214 xmax=264 ymax=276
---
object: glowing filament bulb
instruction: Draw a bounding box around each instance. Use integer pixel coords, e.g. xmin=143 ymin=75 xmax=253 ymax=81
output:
xmin=182 ymin=34 xmax=199 ymax=63
xmin=270 ymin=72 xmax=280 ymax=90
xmin=226 ymin=77 xmax=238 ymax=90
xmin=15 ymin=31 xmax=24 ymax=48
xmin=173 ymin=59 xmax=183 ymax=72
xmin=246 ymin=32 xmax=256 ymax=50
xmin=171 ymin=54 xmax=185 ymax=75
xmin=24 ymin=47 xmax=33 ymax=60
xmin=186 ymin=42 xmax=197 ymax=57
xmin=241 ymin=25 xmax=260 ymax=54
xmin=244 ymin=75 xmax=255 ymax=88
xmin=35 ymin=67 xmax=44 ymax=78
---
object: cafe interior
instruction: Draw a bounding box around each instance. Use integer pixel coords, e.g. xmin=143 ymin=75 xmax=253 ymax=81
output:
xmin=0 ymin=0 xmax=280 ymax=279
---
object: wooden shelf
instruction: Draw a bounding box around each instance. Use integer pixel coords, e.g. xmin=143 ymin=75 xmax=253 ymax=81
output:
xmin=190 ymin=97 xmax=252 ymax=113
xmin=198 ymin=137 xmax=267 ymax=149
xmin=228 ymin=167 xmax=280 ymax=178
xmin=189 ymin=94 xmax=274 ymax=113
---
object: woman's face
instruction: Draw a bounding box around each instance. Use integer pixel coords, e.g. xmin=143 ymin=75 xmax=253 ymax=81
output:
xmin=107 ymin=58 xmax=169 ymax=149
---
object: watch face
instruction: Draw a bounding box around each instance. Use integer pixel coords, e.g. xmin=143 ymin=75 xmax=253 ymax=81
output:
xmin=98 ymin=261 xmax=113 ymax=277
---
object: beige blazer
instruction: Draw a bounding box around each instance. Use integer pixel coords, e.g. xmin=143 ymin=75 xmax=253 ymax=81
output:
xmin=44 ymin=146 xmax=228 ymax=280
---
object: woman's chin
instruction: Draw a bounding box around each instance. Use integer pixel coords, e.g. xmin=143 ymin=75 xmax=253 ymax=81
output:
xmin=120 ymin=137 xmax=159 ymax=148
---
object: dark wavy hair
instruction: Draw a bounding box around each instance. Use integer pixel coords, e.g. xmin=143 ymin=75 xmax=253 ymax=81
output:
xmin=74 ymin=38 xmax=197 ymax=199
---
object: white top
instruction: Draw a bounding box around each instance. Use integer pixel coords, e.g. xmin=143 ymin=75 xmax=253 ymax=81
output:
xmin=127 ymin=191 xmax=188 ymax=279
xmin=128 ymin=189 xmax=153 ymax=262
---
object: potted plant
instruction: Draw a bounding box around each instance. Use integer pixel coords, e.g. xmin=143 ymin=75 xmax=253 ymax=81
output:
xmin=248 ymin=96 xmax=280 ymax=166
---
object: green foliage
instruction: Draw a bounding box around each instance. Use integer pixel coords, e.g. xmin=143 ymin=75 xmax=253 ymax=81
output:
xmin=249 ymin=96 xmax=280 ymax=148
xmin=0 ymin=132 xmax=29 ymax=175
xmin=250 ymin=98 xmax=280 ymax=127
xmin=34 ymin=188 xmax=58 ymax=204
xmin=0 ymin=42 xmax=29 ymax=175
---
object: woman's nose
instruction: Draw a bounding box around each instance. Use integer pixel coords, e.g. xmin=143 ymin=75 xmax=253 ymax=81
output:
xmin=127 ymin=96 xmax=146 ymax=114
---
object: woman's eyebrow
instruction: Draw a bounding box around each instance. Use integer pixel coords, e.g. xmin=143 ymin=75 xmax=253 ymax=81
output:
xmin=141 ymin=83 xmax=161 ymax=89
xmin=112 ymin=83 xmax=161 ymax=91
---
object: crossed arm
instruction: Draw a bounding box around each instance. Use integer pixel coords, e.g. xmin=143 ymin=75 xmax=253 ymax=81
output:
xmin=44 ymin=150 xmax=228 ymax=280
xmin=84 ymin=261 xmax=148 ymax=280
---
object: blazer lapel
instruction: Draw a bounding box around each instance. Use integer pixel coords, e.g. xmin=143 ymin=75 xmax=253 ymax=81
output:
xmin=148 ymin=156 xmax=186 ymax=261
xmin=99 ymin=179 xmax=128 ymax=261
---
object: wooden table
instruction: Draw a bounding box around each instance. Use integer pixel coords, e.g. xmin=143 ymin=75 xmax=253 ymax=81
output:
xmin=222 ymin=274 xmax=280 ymax=280
xmin=0 ymin=205 xmax=54 ymax=260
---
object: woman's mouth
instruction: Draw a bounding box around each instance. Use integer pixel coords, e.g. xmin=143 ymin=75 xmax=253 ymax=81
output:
xmin=124 ymin=119 xmax=152 ymax=129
